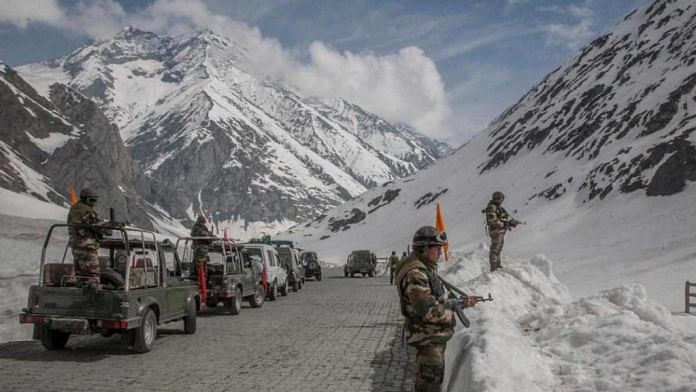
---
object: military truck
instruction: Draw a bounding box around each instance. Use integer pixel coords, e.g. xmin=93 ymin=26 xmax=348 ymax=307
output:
xmin=177 ymin=237 xmax=265 ymax=314
xmin=344 ymin=250 xmax=377 ymax=277
xmin=300 ymin=250 xmax=322 ymax=281
xmin=19 ymin=224 xmax=199 ymax=353
xmin=277 ymin=247 xmax=304 ymax=291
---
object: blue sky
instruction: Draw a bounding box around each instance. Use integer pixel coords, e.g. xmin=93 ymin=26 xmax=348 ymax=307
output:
xmin=0 ymin=0 xmax=646 ymax=144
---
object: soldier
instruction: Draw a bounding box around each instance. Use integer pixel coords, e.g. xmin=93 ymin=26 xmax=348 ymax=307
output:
xmin=484 ymin=191 xmax=520 ymax=272
xmin=67 ymin=188 xmax=124 ymax=288
xmin=190 ymin=215 xmax=213 ymax=278
xmin=388 ymin=251 xmax=400 ymax=285
xmin=395 ymin=226 xmax=476 ymax=392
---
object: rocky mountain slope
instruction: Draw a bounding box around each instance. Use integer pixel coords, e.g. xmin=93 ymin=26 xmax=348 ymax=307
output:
xmin=0 ymin=61 xmax=178 ymax=230
xmin=283 ymin=0 xmax=696 ymax=310
xmin=17 ymin=28 xmax=450 ymax=236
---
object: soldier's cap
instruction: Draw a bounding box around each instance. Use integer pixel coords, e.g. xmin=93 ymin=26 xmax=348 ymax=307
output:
xmin=492 ymin=191 xmax=505 ymax=199
xmin=80 ymin=188 xmax=98 ymax=199
xmin=412 ymin=226 xmax=447 ymax=246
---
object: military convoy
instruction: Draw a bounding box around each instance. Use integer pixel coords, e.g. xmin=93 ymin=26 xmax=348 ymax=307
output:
xmin=18 ymin=222 xmax=332 ymax=353
xmin=344 ymin=250 xmax=377 ymax=277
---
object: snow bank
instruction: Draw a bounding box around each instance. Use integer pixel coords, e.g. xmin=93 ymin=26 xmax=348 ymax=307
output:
xmin=441 ymin=247 xmax=696 ymax=391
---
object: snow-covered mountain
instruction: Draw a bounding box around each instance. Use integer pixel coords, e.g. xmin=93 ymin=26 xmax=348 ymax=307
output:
xmin=0 ymin=60 xmax=181 ymax=231
xmin=283 ymin=0 xmax=696 ymax=310
xmin=17 ymin=28 xmax=450 ymax=237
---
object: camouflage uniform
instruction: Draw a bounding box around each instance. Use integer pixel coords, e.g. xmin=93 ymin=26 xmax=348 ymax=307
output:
xmin=68 ymin=200 xmax=101 ymax=278
xmin=485 ymin=200 xmax=509 ymax=272
xmin=395 ymin=252 xmax=455 ymax=392
xmin=190 ymin=219 xmax=213 ymax=276
xmin=388 ymin=253 xmax=400 ymax=285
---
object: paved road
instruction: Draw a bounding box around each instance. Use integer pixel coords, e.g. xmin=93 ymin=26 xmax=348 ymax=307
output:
xmin=0 ymin=269 xmax=415 ymax=392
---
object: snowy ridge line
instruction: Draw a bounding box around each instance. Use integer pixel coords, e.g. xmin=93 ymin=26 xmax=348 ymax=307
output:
xmin=440 ymin=246 xmax=696 ymax=391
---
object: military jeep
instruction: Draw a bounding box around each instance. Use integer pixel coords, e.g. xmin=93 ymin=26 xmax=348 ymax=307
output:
xmin=177 ymin=237 xmax=265 ymax=314
xmin=300 ymin=250 xmax=322 ymax=281
xmin=19 ymin=224 xmax=199 ymax=353
xmin=345 ymin=250 xmax=377 ymax=277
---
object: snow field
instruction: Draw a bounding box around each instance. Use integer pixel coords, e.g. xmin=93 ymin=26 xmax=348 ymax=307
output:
xmin=440 ymin=246 xmax=696 ymax=391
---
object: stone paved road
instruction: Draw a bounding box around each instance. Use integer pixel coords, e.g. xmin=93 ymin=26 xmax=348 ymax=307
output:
xmin=0 ymin=269 xmax=415 ymax=392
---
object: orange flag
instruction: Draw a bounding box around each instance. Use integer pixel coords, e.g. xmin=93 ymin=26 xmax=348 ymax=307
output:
xmin=435 ymin=202 xmax=449 ymax=261
xmin=67 ymin=187 xmax=77 ymax=205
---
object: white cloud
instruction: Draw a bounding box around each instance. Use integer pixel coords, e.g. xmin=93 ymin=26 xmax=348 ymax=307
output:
xmin=0 ymin=0 xmax=64 ymax=28
xmin=544 ymin=19 xmax=596 ymax=50
xmin=0 ymin=0 xmax=456 ymax=140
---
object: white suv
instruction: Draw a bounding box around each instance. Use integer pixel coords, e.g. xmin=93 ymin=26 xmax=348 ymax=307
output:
xmin=243 ymin=244 xmax=288 ymax=301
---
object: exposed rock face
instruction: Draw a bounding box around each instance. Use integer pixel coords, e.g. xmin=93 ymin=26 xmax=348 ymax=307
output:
xmin=479 ymin=0 xmax=696 ymax=200
xmin=17 ymin=28 xmax=450 ymax=236
xmin=0 ymin=61 xmax=171 ymax=229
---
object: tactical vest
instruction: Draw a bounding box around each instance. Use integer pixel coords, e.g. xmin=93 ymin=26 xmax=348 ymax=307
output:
xmin=394 ymin=254 xmax=445 ymax=320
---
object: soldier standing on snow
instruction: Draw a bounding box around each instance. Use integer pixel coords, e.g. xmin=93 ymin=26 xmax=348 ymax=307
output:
xmin=484 ymin=191 xmax=521 ymax=272
xmin=191 ymin=215 xmax=213 ymax=277
xmin=67 ymin=188 xmax=124 ymax=288
xmin=395 ymin=226 xmax=477 ymax=391
xmin=388 ymin=251 xmax=400 ymax=285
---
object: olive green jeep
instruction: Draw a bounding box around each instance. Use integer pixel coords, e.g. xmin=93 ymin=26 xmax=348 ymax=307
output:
xmin=177 ymin=237 xmax=265 ymax=314
xmin=345 ymin=250 xmax=377 ymax=277
xmin=19 ymin=224 xmax=199 ymax=353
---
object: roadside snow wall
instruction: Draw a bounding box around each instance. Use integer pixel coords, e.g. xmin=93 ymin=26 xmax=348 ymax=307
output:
xmin=440 ymin=245 xmax=696 ymax=391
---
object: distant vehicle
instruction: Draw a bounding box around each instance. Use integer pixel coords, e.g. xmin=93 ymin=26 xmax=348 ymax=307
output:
xmin=300 ymin=250 xmax=322 ymax=281
xmin=178 ymin=237 xmax=265 ymax=314
xmin=19 ymin=224 xmax=198 ymax=353
xmin=345 ymin=250 xmax=377 ymax=278
xmin=243 ymin=243 xmax=288 ymax=300
xmin=277 ymin=247 xmax=304 ymax=291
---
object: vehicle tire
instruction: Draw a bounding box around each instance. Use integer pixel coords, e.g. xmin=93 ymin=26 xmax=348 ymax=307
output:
xmin=249 ymin=284 xmax=265 ymax=308
xmin=316 ymin=273 xmax=322 ymax=281
xmin=133 ymin=308 xmax=157 ymax=353
xmin=39 ymin=326 xmax=70 ymax=350
xmin=344 ymin=270 xmax=348 ymax=277
xmin=269 ymin=281 xmax=278 ymax=301
xmin=369 ymin=270 xmax=375 ymax=277
xmin=298 ymin=279 xmax=303 ymax=290
xmin=292 ymin=280 xmax=299 ymax=292
xmin=362 ymin=273 xmax=367 ymax=277
xmin=226 ymin=287 xmax=242 ymax=315
xmin=183 ymin=300 xmax=197 ymax=334
xmin=100 ymin=330 xmax=115 ymax=338
xmin=280 ymin=282 xmax=288 ymax=296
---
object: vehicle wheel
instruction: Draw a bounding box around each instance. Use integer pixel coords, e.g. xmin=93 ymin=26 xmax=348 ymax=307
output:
xmin=249 ymin=284 xmax=265 ymax=308
xmin=269 ymin=281 xmax=278 ymax=301
xmin=280 ymin=282 xmax=288 ymax=296
xmin=39 ymin=326 xmax=70 ymax=350
xmin=292 ymin=281 xmax=298 ymax=292
xmin=226 ymin=287 xmax=242 ymax=315
xmin=369 ymin=271 xmax=375 ymax=277
xmin=183 ymin=300 xmax=197 ymax=334
xmin=298 ymin=280 xmax=303 ymax=290
xmin=133 ymin=308 xmax=157 ymax=353
xmin=344 ymin=270 xmax=348 ymax=277
xmin=362 ymin=273 xmax=367 ymax=277
xmin=316 ymin=273 xmax=322 ymax=281
xmin=100 ymin=330 xmax=114 ymax=338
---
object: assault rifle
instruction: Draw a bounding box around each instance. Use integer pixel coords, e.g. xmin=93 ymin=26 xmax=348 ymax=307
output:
xmin=438 ymin=275 xmax=493 ymax=328
xmin=503 ymin=218 xmax=525 ymax=231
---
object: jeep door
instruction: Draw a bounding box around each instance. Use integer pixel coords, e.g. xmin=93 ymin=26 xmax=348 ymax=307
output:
xmin=161 ymin=247 xmax=187 ymax=319
xmin=239 ymin=252 xmax=256 ymax=296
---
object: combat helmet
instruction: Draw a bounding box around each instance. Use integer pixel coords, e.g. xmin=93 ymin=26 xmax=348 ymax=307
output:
xmin=79 ymin=188 xmax=98 ymax=200
xmin=196 ymin=215 xmax=206 ymax=224
xmin=412 ymin=226 xmax=448 ymax=247
xmin=492 ymin=191 xmax=505 ymax=199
